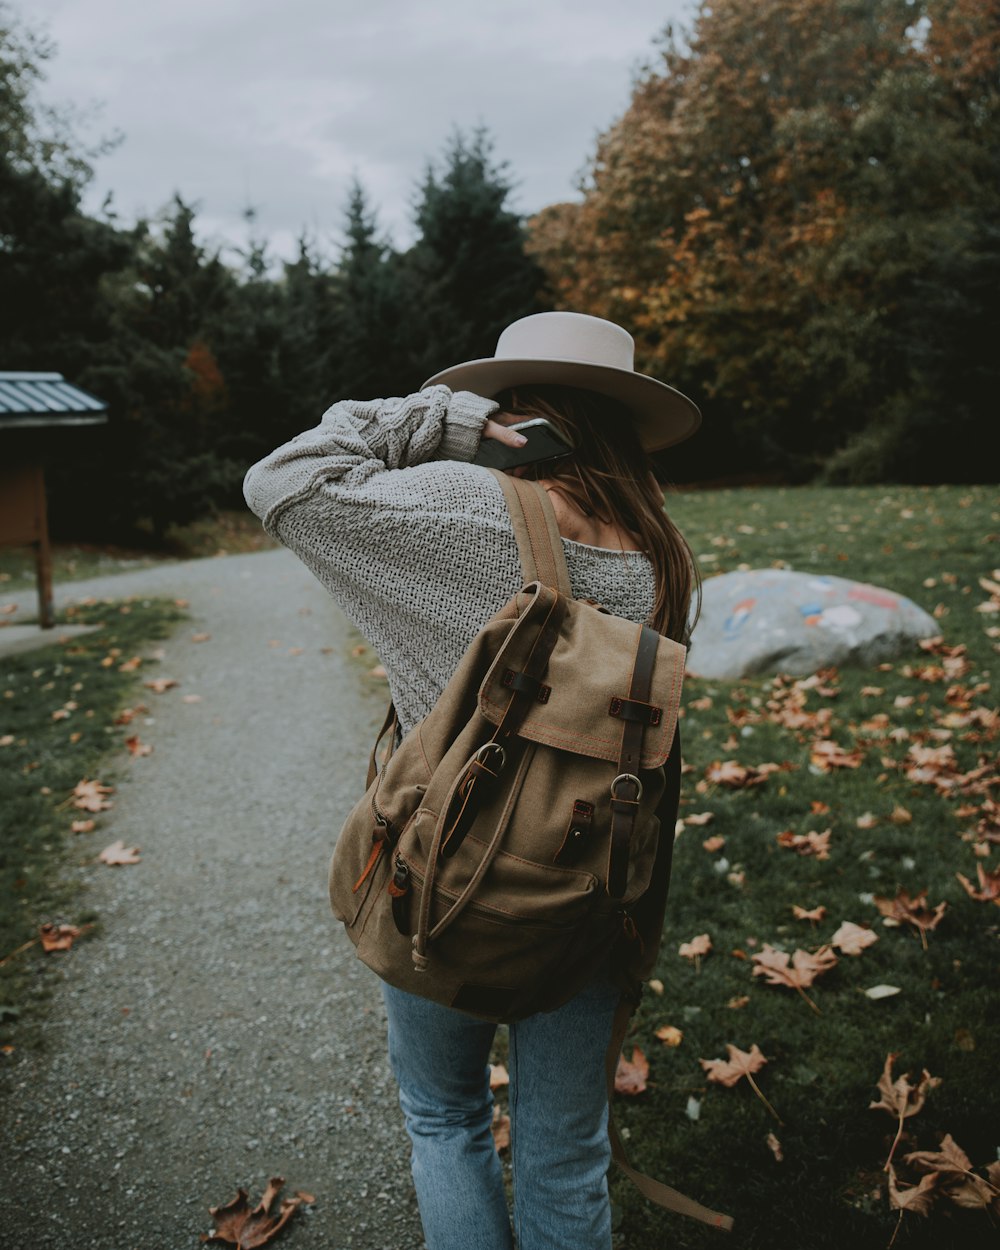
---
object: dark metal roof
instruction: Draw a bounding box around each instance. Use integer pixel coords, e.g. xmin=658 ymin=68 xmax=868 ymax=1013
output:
xmin=0 ymin=372 xmax=109 ymax=428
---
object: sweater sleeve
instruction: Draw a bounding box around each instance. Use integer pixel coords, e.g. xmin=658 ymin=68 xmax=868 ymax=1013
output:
xmin=242 ymin=387 xmax=521 ymax=732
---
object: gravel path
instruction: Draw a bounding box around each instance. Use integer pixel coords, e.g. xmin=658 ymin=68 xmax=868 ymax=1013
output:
xmin=0 ymin=551 xmax=425 ymax=1249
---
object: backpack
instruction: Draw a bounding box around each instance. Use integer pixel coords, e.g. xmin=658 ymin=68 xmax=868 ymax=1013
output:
xmin=329 ymin=469 xmax=733 ymax=1232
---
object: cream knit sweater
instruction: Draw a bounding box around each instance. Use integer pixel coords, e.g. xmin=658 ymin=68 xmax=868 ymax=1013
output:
xmin=243 ymin=386 xmax=656 ymax=736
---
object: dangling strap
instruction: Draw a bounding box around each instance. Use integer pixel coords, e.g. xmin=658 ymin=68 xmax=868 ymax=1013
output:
xmin=606 ymin=998 xmax=735 ymax=1232
xmin=366 ymin=703 xmax=399 ymax=789
xmin=490 ymin=469 xmax=572 ymax=597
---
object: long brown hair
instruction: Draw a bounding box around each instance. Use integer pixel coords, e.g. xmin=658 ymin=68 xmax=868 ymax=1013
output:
xmin=494 ymin=385 xmax=700 ymax=644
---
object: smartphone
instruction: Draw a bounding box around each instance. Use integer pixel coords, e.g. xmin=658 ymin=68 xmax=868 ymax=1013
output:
xmin=472 ymin=418 xmax=575 ymax=471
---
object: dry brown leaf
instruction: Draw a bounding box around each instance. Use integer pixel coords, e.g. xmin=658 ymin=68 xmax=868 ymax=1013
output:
xmin=870 ymin=1053 xmax=941 ymax=1170
xmin=776 ymin=829 xmax=831 ymax=859
xmin=956 ymin=863 xmax=1000 ymax=905
xmin=368 ymin=665 xmax=388 ymax=680
xmin=700 ymin=1042 xmax=767 ymax=1088
xmin=705 ymin=759 xmax=783 ymax=789
xmin=684 ymin=811 xmax=715 ymax=826
xmin=125 ymin=735 xmax=153 ymax=757
xmin=98 ymin=840 xmax=140 ymax=866
xmin=726 ymin=995 xmax=750 ymax=1010
xmin=71 ymin=778 xmax=114 ymax=812
xmin=679 ymin=933 xmax=712 ymax=963
xmin=614 ymin=1046 xmax=649 ymax=1095
xmin=792 ymin=905 xmax=826 ymax=923
xmin=144 ymin=678 xmax=178 ymax=694
xmin=38 ymin=923 xmax=83 ymax=952
xmin=810 ymin=739 xmax=864 ymax=771
xmin=766 ymin=1131 xmax=784 ymax=1162
xmin=856 ymin=811 xmax=878 ymax=829
xmin=655 ymin=1025 xmax=683 ymax=1047
xmin=887 ymin=1165 xmax=940 ymax=1215
xmin=70 ymin=819 xmax=95 ymax=834
xmin=873 ymin=888 xmax=947 ymax=947
xmin=831 ymin=921 xmax=879 ymax=956
xmin=191 ymin=632 xmax=212 ymax=643
xmin=702 ymin=835 xmax=726 ymax=853
xmin=751 ymin=944 xmax=837 ymax=1014
xmin=202 ymin=1176 xmax=304 ymax=1247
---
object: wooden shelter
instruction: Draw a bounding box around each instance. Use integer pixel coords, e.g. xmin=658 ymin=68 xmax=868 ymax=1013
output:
xmin=0 ymin=372 xmax=109 ymax=628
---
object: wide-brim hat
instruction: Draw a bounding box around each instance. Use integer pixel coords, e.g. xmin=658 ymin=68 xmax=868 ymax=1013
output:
xmin=422 ymin=311 xmax=700 ymax=452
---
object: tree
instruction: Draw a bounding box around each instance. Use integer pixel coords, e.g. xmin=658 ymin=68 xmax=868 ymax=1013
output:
xmin=527 ymin=0 xmax=1000 ymax=483
xmin=402 ymin=129 xmax=545 ymax=385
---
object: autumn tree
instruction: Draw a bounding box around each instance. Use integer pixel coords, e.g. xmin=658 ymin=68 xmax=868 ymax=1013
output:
xmin=528 ymin=0 xmax=1000 ymax=483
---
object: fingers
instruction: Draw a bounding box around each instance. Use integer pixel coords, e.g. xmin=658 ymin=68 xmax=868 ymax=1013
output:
xmin=482 ymin=418 xmax=527 ymax=447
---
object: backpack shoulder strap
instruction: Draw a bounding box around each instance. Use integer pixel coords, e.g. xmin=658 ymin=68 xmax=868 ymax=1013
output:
xmin=489 ymin=468 xmax=572 ymax=597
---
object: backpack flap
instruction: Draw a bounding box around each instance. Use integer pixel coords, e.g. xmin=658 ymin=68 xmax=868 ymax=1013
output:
xmin=478 ymin=589 xmax=686 ymax=769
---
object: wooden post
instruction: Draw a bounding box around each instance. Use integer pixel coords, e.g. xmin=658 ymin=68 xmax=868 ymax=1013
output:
xmin=0 ymin=459 xmax=54 ymax=628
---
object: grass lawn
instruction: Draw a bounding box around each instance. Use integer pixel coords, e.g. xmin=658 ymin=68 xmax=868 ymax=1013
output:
xmin=608 ymin=484 xmax=999 ymax=1249
xmin=0 ymin=599 xmax=187 ymax=1047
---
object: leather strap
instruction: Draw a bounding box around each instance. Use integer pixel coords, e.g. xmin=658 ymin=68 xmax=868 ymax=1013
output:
xmin=490 ymin=469 xmax=572 ymax=596
xmin=366 ymin=703 xmax=398 ymax=790
xmin=606 ymin=998 xmax=734 ymax=1232
xmin=606 ymin=625 xmax=659 ymax=899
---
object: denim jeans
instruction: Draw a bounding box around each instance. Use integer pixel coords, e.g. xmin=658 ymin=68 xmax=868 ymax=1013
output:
xmin=381 ymin=978 xmax=621 ymax=1250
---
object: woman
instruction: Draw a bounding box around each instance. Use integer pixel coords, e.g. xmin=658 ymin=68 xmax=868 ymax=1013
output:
xmin=243 ymin=311 xmax=701 ymax=1250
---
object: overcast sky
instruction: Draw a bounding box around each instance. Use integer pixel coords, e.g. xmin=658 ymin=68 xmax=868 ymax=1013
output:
xmin=26 ymin=0 xmax=695 ymax=264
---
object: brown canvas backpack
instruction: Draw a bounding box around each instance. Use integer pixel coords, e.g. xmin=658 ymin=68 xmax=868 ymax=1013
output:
xmin=329 ymin=469 xmax=733 ymax=1231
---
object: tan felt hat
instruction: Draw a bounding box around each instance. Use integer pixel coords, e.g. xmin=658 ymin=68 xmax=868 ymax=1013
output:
xmin=422 ymin=311 xmax=700 ymax=452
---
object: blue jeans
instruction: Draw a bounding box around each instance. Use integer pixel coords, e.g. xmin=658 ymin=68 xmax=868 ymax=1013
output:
xmin=382 ymin=979 xmax=621 ymax=1250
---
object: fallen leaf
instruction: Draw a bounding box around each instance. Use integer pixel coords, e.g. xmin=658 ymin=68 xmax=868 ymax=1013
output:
xmin=144 ymin=678 xmax=178 ymax=694
xmin=956 ymin=863 xmax=1000 ymax=905
xmin=655 ymin=1025 xmax=683 ymax=1047
xmin=202 ymin=1176 xmax=304 ymax=1247
xmin=766 ymin=1131 xmax=784 ymax=1162
xmin=368 ymin=665 xmax=387 ymax=680
xmin=870 ymin=1053 xmax=941 ymax=1169
xmin=864 ymin=984 xmax=901 ymax=1000
xmin=71 ymin=819 xmax=95 ymax=834
xmin=751 ymin=944 xmax=838 ymax=1013
xmin=647 ymin=979 xmax=664 ymax=996
xmin=38 ymin=923 xmax=83 ymax=952
xmin=856 ymin=812 xmax=878 ymax=830
xmin=125 ymin=735 xmax=153 ymax=757
xmin=700 ymin=1043 xmax=781 ymax=1123
xmin=679 ymin=933 xmax=712 ymax=964
xmin=776 ymin=829 xmax=831 ymax=859
xmin=873 ymin=889 xmax=947 ymax=947
xmin=887 ymin=1164 xmax=940 ymax=1215
xmin=726 ymin=995 xmax=750 ymax=1010
xmin=71 ymin=778 xmax=114 ymax=812
xmin=98 ymin=840 xmax=140 ymax=866
xmin=702 ymin=835 xmax=726 ymax=852
xmin=182 ymin=694 xmax=203 ymax=704
xmin=191 ymin=632 xmax=211 ymax=643
xmin=792 ymin=905 xmax=827 ymax=923
xmin=684 ymin=811 xmax=715 ymax=826
xmin=810 ymin=739 xmax=864 ymax=771
xmin=832 ymin=921 xmax=879 ymax=956
xmin=705 ymin=759 xmax=784 ymax=789
xmin=614 ymin=1046 xmax=649 ymax=1095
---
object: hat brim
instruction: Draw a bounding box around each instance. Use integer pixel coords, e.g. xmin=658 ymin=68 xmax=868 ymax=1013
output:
xmin=422 ymin=357 xmax=700 ymax=452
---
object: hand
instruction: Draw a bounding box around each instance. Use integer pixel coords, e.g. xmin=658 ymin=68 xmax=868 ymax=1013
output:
xmin=481 ymin=413 xmax=527 ymax=448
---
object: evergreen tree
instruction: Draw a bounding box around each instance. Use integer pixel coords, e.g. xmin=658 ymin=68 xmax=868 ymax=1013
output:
xmin=403 ymin=129 xmax=544 ymax=384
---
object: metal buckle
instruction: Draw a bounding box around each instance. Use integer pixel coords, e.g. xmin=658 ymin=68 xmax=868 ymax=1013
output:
xmin=611 ymin=772 xmax=643 ymax=802
xmin=474 ymin=741 xmax=506 ymax=770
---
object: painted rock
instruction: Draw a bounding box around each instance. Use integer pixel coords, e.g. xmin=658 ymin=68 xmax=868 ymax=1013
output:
xmin=686 ymin=568 xmax=938 ymax=679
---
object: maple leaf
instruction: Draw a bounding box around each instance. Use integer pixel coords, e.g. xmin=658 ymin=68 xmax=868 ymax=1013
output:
xmin=810 ymin=739 xmax=864 ymax=771
xmin=125 ymin=735 xmax=153 ymax=757
xmin=887 ymin=1165 xmax=940 ymax=1216
xmin=38 ymin=923 xmax=83 ymax=953
xmin=873 ymin=888 xmax=947 ymax=949
xmin=956 ymin=863 xmax=1000 ymax=905
xmin=776 ymin=829 xmax=831 ymax=859
xmin=705 ymin=759 xmax=781 ymax=789
xmin=71 ymin=778 xmax=114 ymax=812
xmin=98 ymin=840 xmax=140 ymax=866
xmin=655 ymin=1025 xmax=683 ymax=1047
xmin=869 ymin=1053 xmax=941 ymax=1170
xmin=614 ymin=1046 xmax=649 ymax=1095
xmin=679 ymin=933 xmax=712 ymax=966
xmin=902 ymin=1135 xmax=999 ymax=1211
xmin=202 ymin=1176 xmax=306 ymax=1248
xmin=702 ymin=835 xmax=726 ymax=852
xmin=71 ymin=819 xmax=95 ymax=834
xmin=792 ymin=905 xmax=826 ymax=923
xmin=751 ymin=944 xmax=837 ymax=1014
xmin=699 ymin=1043 xmax=781 ymax=1123
xmin=831 ymin=921 xmax=879 ymax=956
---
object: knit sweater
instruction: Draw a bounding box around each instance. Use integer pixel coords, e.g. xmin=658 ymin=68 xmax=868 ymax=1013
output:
xmin=242 ymin=386 xmax=657 ymax=736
